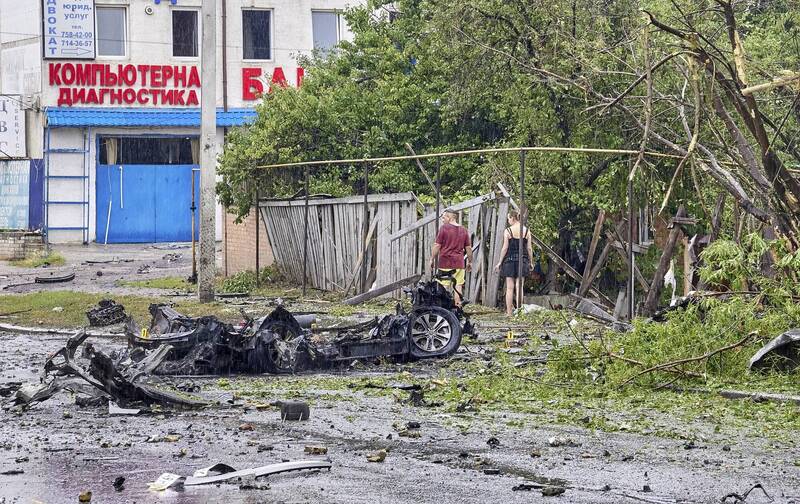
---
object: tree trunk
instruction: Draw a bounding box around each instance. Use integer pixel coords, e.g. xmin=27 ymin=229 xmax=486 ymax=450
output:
xmin=643 ymin=206 xmax=686 ymax=316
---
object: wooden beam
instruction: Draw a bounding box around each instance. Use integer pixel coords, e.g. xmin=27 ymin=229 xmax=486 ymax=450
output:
xmin=529 ymin=234 xmax=615 ymax=309
xmin=343 ymin=217 xmax=379 ymax=296
xmin=260 ymin=192 xmax=416 ymax=207
xmin=579 ymin=210 xmax=606 ymax=295
xmin=643 ymin=206 xmax=687 ymax=316
xmin=578 ymin=241 xmax=612 ymax=298
xmin=343 ymin=274 xmax=422 ymax=305
xmin=388 ymin=193 xmax=496 ymax=242
xmin=606 ymin=230 xmax=650 ymax=292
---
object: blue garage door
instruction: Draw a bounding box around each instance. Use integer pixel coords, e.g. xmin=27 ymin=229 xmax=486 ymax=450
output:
xmin=96 ymin=164 xmax=200 ymax=243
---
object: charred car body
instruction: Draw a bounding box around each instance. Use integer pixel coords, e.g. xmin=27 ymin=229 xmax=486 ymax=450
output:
xmin=126 ymin=278 xmax=475 ymax=376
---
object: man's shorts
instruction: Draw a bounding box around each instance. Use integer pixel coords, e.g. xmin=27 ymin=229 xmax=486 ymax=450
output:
xmin=436 ymin=268 xmax=465 ymax=287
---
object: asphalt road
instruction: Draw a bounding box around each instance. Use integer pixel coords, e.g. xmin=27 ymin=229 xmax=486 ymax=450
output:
xmin=1 ymin=332 xmax=797 ymax=504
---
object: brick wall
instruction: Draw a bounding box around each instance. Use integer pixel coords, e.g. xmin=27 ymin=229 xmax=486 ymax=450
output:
xmin=222 ymin=208 xmax=275 ymax=276
xmin=0 ymin=231 xmax=44 ymax=260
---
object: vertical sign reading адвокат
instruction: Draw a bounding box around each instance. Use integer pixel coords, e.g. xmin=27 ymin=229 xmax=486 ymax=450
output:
xmin=42 ymin=0 xmax=96 ymax=59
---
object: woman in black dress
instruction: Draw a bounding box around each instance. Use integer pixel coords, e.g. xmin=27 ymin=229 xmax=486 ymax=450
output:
xmin=494 ymin=210 xmax=534 ymax=316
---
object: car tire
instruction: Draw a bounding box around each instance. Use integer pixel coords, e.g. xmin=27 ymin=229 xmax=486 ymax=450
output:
xmin=408 ymin=307 xmax=462 ymax=359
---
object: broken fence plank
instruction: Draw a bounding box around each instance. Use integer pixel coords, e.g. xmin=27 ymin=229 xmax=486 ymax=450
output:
xmin=579 ymin=210 xmax=605 ymax=296
xmin=388 ymin=192 xmax=496 ymax=242
xmin=343 ymin=274 xmax=423 ymax=305
xmin=343 ymin=217 xmax=380 ymax=297
xmin=260 ymin=192 xmax=416 ymax=207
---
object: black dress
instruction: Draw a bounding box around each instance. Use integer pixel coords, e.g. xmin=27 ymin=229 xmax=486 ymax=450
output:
xmin=500 ymin=229 xmax=531 ymax=278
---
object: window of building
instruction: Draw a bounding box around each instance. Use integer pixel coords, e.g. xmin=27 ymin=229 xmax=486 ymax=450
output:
xmin=242 ymin=9 xmax=272 ymax=60
xmin=172 ymin=10 xmax=199 ymax=57
xmin=312 ymin=11 xmax=343 ymax=54
xmin=99 ymin=137 xmax=195 ymax=165
xmin=96 ymin=6 xmax=126 ymax=57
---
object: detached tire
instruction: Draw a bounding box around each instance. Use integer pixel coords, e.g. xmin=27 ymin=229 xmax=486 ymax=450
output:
xmin=408 ymin=307 xmax=462 ymax=359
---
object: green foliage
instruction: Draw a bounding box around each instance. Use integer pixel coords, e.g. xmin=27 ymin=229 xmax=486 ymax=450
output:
xmin=0 ymin=291 xmax=233 ymax=328
xmin=698 ymin=233 xmax=800 ymax=294
xmin=9 ymin=252 xmax=66 ymax=268
xmin=218 ymin=266 xmax=284 ymax=293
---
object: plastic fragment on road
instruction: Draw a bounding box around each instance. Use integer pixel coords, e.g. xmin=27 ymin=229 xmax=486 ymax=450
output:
xmin=108 ymin=402 xmax=140 ymax=415
xmin=366 ymin=449 xmax=387 ymax=463
xmin=148 ymin=473 xmax=185 ymax=491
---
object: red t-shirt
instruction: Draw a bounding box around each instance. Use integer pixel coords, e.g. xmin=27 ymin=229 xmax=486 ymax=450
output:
xmin=436 ymin=223 xmax=470 ymax=269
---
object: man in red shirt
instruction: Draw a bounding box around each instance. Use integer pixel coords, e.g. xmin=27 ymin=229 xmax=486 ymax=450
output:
xmin=429 ymin=209 xmax=473 ymax=307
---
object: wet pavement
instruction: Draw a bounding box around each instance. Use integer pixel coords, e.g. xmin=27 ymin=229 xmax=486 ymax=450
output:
xmin=0 ymin=243 xmax=204 ymax=296
xmin=2 ymin=332 xmax=799 ymax=503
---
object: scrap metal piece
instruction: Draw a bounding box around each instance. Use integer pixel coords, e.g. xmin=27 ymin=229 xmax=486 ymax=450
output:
xmin=86 ymin=300 xmax=127 ymax=327
xmin=34 ymin=272 xmax=76 ymax=284
xmin=30 ymin=329 xmax=207 ymax=408
xmin=749 ymin=329 xmax=800 ymax=372
xmin=184 ymin=460 xmax=332 ymax=486
xmin=192 ymin=463 xmax=237 ymax=478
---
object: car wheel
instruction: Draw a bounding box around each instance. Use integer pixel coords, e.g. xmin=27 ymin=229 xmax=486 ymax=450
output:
xmin=408 ymin=307 xmax=462 ymax=359
xmin=258 ymin=320 xmax=298 ymax=374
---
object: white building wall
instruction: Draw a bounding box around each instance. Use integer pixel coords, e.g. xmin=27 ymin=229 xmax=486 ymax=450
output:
xmin=0 ymin=0 xmax=44 ymax=158
xmin=38 ymin=0 xmax=356 ymax=108
xmin=2 ymin=0 xmax=360 ymax=243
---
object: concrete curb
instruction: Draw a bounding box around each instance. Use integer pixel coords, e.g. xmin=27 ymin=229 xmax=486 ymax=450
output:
xmin=0 ymin=322 xmax=122 ymax=338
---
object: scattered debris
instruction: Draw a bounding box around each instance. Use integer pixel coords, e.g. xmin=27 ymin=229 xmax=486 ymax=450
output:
xmin=162 ymin=253 xmax=182 ymax=262
xmin=86 ymin=300 xmax=127 ymax=327
xmin=367 ymin=449 xmax=387 ymax=462
xmin=304 ymin=446 xmax=328 ymax=455
xmin=0 ymin=469 xmax=24 ymax=475
xmin=748 ymin=329 xmax=800 ymax=372
xmin=108 ymin=402 xmax=140 ymax=416
xmin=721 ymin=483 xmax=772 ymax=503
xmin=541 ymin=486 xmax=566 ymax=497
xmin=281 ymin=401 xmax=310 ymax=421
xmin=192 ymin=463 xmax=237 ymax=478
xmin=34 ymin=272 xmax=76 ymax=284
xmin=148 ymin=473 xmax=185 ymax=491
xmin=548 ymin=436 xmax=580 ymax=448
xmin=112 ymin=476 xmax=125 ymax=492
xmin=14 ymin=330 xmax=206 ymax=410
xmin=78 ymin=490 xmax=92 ymax=502
xmin=486 ymin=437 xmax=500 ymax=448
xmin=184 ymin=460 xmax=332 ymax=486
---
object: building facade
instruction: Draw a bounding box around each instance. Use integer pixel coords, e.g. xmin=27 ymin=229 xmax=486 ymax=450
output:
xmin=0 ymin=0 xmax=356 ymax=243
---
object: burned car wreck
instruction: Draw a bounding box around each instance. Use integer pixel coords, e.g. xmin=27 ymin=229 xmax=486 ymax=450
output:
xmin=126 ymin=277 xmax=475 ymax=376
xmin=9 ymin=278 xmax=474 ymax=410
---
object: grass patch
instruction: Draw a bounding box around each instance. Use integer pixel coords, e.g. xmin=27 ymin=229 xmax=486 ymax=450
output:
xmin=117 ymin=276 xmax=193 ymax=292
xmin=0 ymin=291 xmax=235 ymax=328
xmin=9 ymin=252 xmax=66 ymax=268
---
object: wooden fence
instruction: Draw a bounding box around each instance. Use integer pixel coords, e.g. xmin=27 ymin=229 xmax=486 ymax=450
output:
xmin=259 ymin=190 xmax=512 ymax=306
